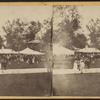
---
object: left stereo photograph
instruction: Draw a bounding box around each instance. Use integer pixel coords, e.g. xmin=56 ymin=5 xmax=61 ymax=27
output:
xmin=0 ymin=5 xmax=53 ymax=96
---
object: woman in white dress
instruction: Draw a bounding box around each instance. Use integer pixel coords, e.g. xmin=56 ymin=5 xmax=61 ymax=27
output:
xmin=80 ymin=60 xmax=85 ymax=73
xmin=73 ymin=60 xmax=78 ymax=71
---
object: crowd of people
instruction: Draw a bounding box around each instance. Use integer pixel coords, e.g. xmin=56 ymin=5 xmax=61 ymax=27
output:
xmin=73 ymin=53 xmax=94 ymax=73
xmin=0 ymin=54 xmax=42 ymax=70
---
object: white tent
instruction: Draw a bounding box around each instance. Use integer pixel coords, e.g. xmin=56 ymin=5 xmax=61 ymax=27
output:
xmin=19 ymin=47 xmax=44 ymax=55
xmin=0 ymin=48 xmax=18 ymax=54
xmin=53 ymin=44 xmax=74 ymax=56
xmin=78 ymin=47 xmax=100 ymax=53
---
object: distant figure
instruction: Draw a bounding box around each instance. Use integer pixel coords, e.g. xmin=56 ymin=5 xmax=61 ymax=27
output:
xmin=3 ymin=59 xmax=8 ymax=70
xmin=77 ymin=60 xmax=80 ymax=71
xmin=80 ymin=60 xmax=85 ymax=73
xmin=73 ymin=60 xmax=78 ymax=71
xmin=35 ymin=56 xmax=39 ymax=64
xmin=28 ymin=56 xmax=32 ymax=64
xmin=85 ymin=58 xmax=91 ymax=68
xmin=1 ymin=58 xmax=5 ymax=70
xmin=32 ymin=56 xmax=35 ymax=63
xmin=0 ymin=61 xmax=1 ymax=69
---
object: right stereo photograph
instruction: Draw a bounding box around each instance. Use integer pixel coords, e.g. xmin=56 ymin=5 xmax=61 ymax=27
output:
xmin=53 ymin=5 xmax=100 ymax=96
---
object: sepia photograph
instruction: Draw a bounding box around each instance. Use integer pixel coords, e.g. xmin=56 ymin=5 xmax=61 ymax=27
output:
xmin=53 ymin=5 xmax=100 ymax=96
xmin=0 ymin=5 xmax=52 ymax=96
xmin=0 ymin=2 xmax=100 ymax=98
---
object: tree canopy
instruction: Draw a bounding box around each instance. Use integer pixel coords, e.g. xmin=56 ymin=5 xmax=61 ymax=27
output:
xmin=86 ymin=18 xmax=100 ymax=49
xmin=53 ymin=6 xmax=87 ymax=49
xmin=2 ymin=18 xmax=42 ymax=51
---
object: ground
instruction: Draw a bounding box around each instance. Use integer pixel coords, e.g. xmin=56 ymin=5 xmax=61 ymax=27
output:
xmin=53 ymin=56 xmax=100 ymax=96
xmin=0 ymin=59 xmax=52 ymax=96
xmin=0 ymin=73 xmax=51 ymax=96
xmin=1 ymin=55 xmax=100 ymax=96
xmin=53 ymin=73 xmax=100 ymax=96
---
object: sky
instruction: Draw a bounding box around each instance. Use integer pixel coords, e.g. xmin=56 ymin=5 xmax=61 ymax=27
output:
xmin=78 ymin=6 xmax=100 ymax=35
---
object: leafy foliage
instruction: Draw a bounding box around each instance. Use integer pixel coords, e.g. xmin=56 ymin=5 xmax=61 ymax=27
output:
xmin=86 ymin=18 xmax=100 ymax=49
xmin=2 ymin=18 xmax=41 ymax=51
xmin=53 ymin=6 xmax=87 ymax=49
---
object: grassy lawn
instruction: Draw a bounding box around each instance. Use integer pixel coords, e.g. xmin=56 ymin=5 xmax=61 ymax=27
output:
xmin=0 ymin=72 xmax=51 ymax=96
xmin=53 ymin=73 xmax=100 ymax=96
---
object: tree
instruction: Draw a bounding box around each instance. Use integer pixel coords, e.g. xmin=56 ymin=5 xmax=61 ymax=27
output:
xmin=42 ymin=19 xmax=52 ymax=45
xmin=34 ymin=18 xmax=52 ymax=63
xmin=0 ymin=36 xmax=4 ymax=49
xmin=2 ymin=18 xmax=42 ymax=51
xmin=86 ymin=18 xmax=100 ymax=49
xmin=53 ymin=6 xmax=87 ymax=49
xmin=2 ymin=18 xmax=26 ymax=51
xmin=24 ymin=21 xmax=41 ymax=42
xmin=72 ymin=33 xmax=87 ymax=49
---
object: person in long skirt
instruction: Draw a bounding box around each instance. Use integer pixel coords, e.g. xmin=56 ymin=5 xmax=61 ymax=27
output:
xmin=73 ymin=60 xmax=78 ymax=71
xmin=80 ymin=60 xmax=85 ymax=73
xmin=32 ymin=56 xmax=35 ymax=63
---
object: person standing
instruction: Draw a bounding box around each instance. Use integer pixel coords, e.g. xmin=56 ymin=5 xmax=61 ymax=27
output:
xmin=32 ymin=56 xmax=35 ymax=63
xmin=73 ymin=60 xmax=78 ymax=71
xmin=0 ymin=61 xmax=1 ymax=70
xmin=3 ymin=58 xmax=7 ymax=70
xmin=80 ymin=60 xmax=85 ymax=73
xmin=77 ymin=60 xmax=80 ymax=71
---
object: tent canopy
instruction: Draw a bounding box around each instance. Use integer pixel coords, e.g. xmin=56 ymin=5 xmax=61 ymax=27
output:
xmin=78 ymin=47 xmax=100 ymax=53
xmin=0 ymin=48 xmax=18 ymax=54
xmin=19 ymin=47 xmax=44 ymax=55
xmin=53 ymin=44 xmax=74 ymax=56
